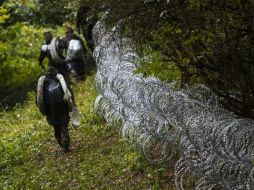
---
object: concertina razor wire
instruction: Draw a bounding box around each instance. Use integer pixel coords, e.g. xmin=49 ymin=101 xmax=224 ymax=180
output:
xmin=92 ymin=23 xmax=254 ymax=190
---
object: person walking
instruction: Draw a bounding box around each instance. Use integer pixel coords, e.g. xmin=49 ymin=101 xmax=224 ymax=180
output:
xmin=38 ymin=31 xmax=80 ymax=129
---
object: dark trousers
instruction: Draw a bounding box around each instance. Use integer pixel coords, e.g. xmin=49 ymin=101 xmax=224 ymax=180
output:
xmin=53 ymin=125 xmax=70 ymax=152
xmin=71 ymin=60 xmax=85 ymax=80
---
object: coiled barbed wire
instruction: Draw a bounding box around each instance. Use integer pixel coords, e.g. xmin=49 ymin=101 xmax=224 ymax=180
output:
xmin=92 ymin=23 xmax=254 ymax=190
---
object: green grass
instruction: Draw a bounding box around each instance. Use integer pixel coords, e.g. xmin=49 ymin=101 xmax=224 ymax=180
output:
xmin=0 ymin=72 xmax=176 ymax=190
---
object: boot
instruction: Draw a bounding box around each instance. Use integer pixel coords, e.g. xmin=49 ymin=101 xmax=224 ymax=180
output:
xmin=62 ymin=137 xmax=70 ymax=153
xmin=71 ymin=106 xmax=80 ymax=129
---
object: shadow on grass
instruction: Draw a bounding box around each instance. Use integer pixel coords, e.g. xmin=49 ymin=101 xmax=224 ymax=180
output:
xmin=0 ymin=79 xmax=38 ymax=111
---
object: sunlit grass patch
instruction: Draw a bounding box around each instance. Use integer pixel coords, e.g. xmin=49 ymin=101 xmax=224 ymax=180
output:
xmin=0 ymin=72 xmax=176 ymax=190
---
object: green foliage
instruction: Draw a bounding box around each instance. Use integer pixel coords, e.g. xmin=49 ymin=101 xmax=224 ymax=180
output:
xmin=0 ymin=0 xmax=78 ymax=107
xmin=3 ymin=0 xmax=76 ymax=26
xmin=2 ymin=0 xmax=37 ymax=24
xmin=35 ymin=0 xmax=76 ymax=26
xmin=81 ymin=0 xmax=254 ymax=118
xmin=0 ymin=6 xmax=9 ymax=23
xmin=0 ymin=22 xmax=64 ymax=107
xmin=0 ymin=23 xmax=41 ymax=106
xmin=135 ymin=51 xmax=181 ymax=87
xmin=0 ymin=74 xmax=176 ymax=189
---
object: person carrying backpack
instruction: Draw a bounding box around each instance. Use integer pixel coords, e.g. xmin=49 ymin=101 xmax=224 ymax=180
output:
xmin=38 ymin=31 xmax=80 ymax=130
xmin=61 ymin=27 xmax=87 ymax=80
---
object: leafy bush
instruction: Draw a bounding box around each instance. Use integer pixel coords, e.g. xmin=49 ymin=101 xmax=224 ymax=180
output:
xmin=3 ymin=0 xmax=75 ymax=26
xmin=135 ymin=51 xmax=182 ymax=87
xmin=0 ymin=22 xmax=64 ymax=107
xmin=0 ymin=6 xmax=9 ymax=23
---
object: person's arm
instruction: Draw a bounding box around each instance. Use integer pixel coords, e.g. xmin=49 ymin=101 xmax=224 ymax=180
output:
xmin=38 ymin=49 xmax=46 ymax=69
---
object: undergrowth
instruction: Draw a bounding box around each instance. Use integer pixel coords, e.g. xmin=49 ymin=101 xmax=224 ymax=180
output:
xmin=0 ymin=73 xmax=176 ymax=190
